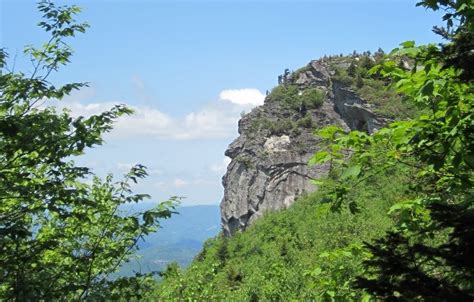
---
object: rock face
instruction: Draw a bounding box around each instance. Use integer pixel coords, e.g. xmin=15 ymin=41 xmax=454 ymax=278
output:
xmin=220 ymin=59 xmax=385 ymax=236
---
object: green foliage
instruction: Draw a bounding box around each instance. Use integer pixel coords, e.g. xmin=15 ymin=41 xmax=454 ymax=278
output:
xmin=235 ymin=156 xmax=254 ymax=169
xmin=356 ymin=74 xmax=364 ymax=88
xmin=300 ymin=88 xmax=325 ymax=109
xmin=332 ymin=66 xmax=354 ymax=86
xmin=249 ymin=117 xmax=298 ymax=136
xmin=151 ymin=165 xmax=412 ymax=301
xmin=296 ymin=113 xmax=314 ymax=128
xmin=269 ymin=118 xmax=295 ymax=135
xmin=359 ymin=56 xmax=374 ymax=71
xmin=0 ymin=1 xmax=177 ymax=300
xmin=304 ymin=244 xmax=372 ymax=301
xmin=355 ymin=77 xmax=419 ymax=119
xmin=268 ymin=85 xmax=325 ymax=111
xmin=312 ymin=1 xmax=474 ymax=299
xmin=347 ymin=61 xmax=356 ymax=77
xmin=332 ymin=52 xmax=418 ymax=119
xmin=152 ymin=2 xmax=473 ymax=300
xmin=267 ymin=84 xmax=300 ymax=108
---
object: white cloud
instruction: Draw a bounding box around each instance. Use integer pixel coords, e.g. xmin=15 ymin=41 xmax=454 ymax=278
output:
xmin=173 ymin=178 xmax=188 ymax=188
xmin=114 ymin=105 xmax=238 ymax=140
xmin=51 ymin=99 xmax=118 ymax=118
xmin=219 ymin=88 xmax=265 ymax=106
xmin=209 ymin=157 xmax=231 ymax=175
xmin=47 ymin=87 xmax=264 ymax=141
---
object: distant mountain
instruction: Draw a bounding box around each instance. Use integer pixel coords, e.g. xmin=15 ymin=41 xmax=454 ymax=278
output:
xmin=117 ymin=204 xmax=221 ymax=277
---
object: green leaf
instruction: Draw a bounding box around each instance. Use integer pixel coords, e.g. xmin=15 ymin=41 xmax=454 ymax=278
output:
xmin=311 ymin=179 xmax=325 ymax=186
xmin=400 ymin=40 xmax=415 ymax=48
xmin=316 ymin=125 xmax=343 ymax=140
xmin=341 ymin=165 xmax=361 ymax=179
xmin=420 ymin=81 xmax=434 ymax=96
xmin=312 ymin=267 xmax=322 ymax=276
xmin=309 ymin=151 xmax=331 ymax=165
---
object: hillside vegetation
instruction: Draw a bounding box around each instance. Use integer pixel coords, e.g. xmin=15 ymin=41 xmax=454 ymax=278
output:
xmin=0 ymin=0 xmax=472 ymax=301
xmin=153 ymin=1 xmax=473 ymax=301
xmin=149 ymin=34 xmax=421 ymax=302
xmin=152 ymin=166 xmax=412 ymax=301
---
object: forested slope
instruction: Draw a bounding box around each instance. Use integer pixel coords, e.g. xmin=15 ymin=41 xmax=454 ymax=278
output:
xmin=0 ymin=0 xmax=471 ymax=301
xmin=152 ymin=166 xmax=412 ymax=300
xmin=150 ymin=50 xmax=416 ymax=301
xmin=152 ymin=1 xmax=474 ymax=300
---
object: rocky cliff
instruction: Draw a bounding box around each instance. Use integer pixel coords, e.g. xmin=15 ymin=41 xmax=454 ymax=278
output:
xmin=221 ymin=58 xmax=388 ymax=236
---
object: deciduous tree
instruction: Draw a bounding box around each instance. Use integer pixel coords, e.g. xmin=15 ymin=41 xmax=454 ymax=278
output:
xmin=311 ymin=0 xmax=473 ymax=300
xmin=0 ymin=1 xmax=177 ymax=300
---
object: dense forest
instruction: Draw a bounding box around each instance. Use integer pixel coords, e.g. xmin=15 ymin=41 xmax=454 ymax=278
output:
xmin=0 ymin=0 xmax=472 ymax=301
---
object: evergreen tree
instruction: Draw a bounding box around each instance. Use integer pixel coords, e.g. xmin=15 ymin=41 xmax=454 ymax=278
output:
xmin=347 ymin=61 xmax=357 ymax=77
xmin=374 ymin=47 xmax=385 ymax=60
xmin=356 ymin=74 xmax=364 ymax=88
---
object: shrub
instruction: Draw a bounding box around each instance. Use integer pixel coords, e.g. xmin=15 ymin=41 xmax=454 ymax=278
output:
xmin=297 ymin=114 xmax=314 ymax=128
xmin=236 ymin=156 xmax=254 ymax=169
xmin=268 ymin=85 xmax=325 ymax=111
xmin=268 ymin=85 xmax=300 ymax=108
xmin=300 ymin=88 xmax=325 ymax=109
xmin=151 ymin=164 xmax=411 ymax=301
xmin=0 ymin=2 xmax=177 ymax=300
xmin=333 ymin=67 xmax=354 ymax=86
xmin=269 ymin=119 xmax=295 ymax=135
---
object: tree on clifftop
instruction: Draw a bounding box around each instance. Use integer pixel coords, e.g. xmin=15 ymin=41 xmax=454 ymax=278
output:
xmin=0 ymin=1 xmax=177 ymax=300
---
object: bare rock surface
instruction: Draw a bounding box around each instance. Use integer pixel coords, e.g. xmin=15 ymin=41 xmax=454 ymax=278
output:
xmin=221 ymin=59 xmax=385 ymax=236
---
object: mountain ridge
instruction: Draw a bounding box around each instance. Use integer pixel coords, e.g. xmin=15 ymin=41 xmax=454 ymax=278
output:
xmin=220 ymin=55 xmax=397 ymax=236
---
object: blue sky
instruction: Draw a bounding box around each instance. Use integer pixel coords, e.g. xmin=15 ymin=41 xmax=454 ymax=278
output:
xmin=1 ymin=0 xmax=442 ymax=205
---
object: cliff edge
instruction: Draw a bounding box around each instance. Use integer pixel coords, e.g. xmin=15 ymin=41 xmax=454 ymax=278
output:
xmin=221 ymin=57 xmax=389 ymax=236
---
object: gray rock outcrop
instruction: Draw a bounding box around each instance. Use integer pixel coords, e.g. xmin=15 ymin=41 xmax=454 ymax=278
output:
xmin=220 ymin=59 xmax=385 ymax=236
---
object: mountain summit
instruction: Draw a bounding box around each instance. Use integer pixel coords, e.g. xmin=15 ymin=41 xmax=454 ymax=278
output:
xmin=221 ymin=55 xmax=397 ymax=236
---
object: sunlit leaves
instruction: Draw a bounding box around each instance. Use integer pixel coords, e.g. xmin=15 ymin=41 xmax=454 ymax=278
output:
xmin=311 ymin=0 xmax=474 ymax=299
xmin=309 ymin=151 xmax=330 ymax=165
xmin=304 ymin=244 xmax=372 ymax=301
xmin=341 ymin=165 xmax=361 ymax=180
xmin=0 ymin=1 xmax=176 ymax=300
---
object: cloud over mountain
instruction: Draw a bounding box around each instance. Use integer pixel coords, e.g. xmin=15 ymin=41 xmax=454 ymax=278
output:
xmin=50 ymin=88 xmax=264 ymax=141
xmin=219 ymin=88 xmax=265 ymax=106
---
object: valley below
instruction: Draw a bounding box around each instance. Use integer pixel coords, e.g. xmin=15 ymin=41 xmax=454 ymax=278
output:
xmin=117 ymin=205 xmax=221 ymax=277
